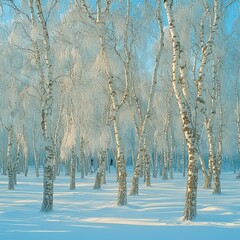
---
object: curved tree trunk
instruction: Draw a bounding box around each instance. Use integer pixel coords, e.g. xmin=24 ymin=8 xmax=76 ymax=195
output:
xmin=34 ymin=0 xmax=55 ymax=213
xmin=164 ymin=0 xmax=219 ymax=220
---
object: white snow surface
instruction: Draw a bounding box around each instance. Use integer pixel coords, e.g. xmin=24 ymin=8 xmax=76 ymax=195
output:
xmin=1 ymin=168 xmax=240 ymax=240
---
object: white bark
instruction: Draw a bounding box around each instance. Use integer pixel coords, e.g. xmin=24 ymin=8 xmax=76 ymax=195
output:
xmin=236 ymin=92 xmax=240 ymax=179
xmin=169 ymin=129 xmax=173 ymax=179
xmin=162 ymin=112 xmax=170 ymax=180
xmin=198 ymin=152 xmax=209 ymax=189
xmin=70 ymin=146 xmax=76 ymax=190
xmin=7 ymin=126 xmax=14 ymax=190
xmin=34 ymin=0 xmax=55 ymax=212
xmin=130 ymin=1 xmax=164 ymax=195
xmin=14 ymin=134 xmax=21 ymax=185
xmin=152 ymin=149 xmax=158 ymax=178
xmin=93 ymin=149 xmax=107 ymax=189
xmin=145 ymin=155 xmax=151 ymax=186
xmin=79 ymin=137 xmax=85 ymax=179
xmin=205 ymin=60 xmax=221 ymax=194
xmin=216 ymin=79 xmax=223 ymax=176
xmin=32 ymin=128 xmax=40 ymax=177
xmin=182 ymin=133 xmax=186 ymax=177
xmin=22 ymin=133 xmax=29 ymax=177
xmin=1 ymin=147 xmax=7 ymax=176
xmin=91 ymin=0 xmax=127 ymax=205
xmin=164 ymin=0 xmax=219 ymax=220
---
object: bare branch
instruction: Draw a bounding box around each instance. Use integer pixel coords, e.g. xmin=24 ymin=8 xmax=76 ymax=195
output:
xmin=225 ymin=0 xmax=239 ymax=8
xmin=78 ymin=0 xmax=96 ymax=22
xmin=4 ymin=0 xmax=31 ymax=22
xmin=46 ymin=0 xmax=59 ymax=23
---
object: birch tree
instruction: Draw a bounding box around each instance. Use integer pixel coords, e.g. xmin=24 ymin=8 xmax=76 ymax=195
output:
xmin=164 ymin=0 xmax=219 ymax=220
xmin=6 ymin=126 xmax=14 ymax=190
xmin=93 ymin=149 xmax=107 ymax=189
xmin=204 ymin=60 xmax=221 ymax=193
xmin=130 ymin=0 xmax=164 ymax=195
xmin=79 ymin=0 xmax=131 ymax=205
xmin=33 ymin=0 xmax=58 ymax=212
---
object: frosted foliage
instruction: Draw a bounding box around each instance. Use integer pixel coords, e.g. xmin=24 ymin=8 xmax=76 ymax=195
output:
xmin=153 ymin=91 xmax=167 ymax=124
xmin=83 ymin=32 xmax=99 ymax=51
xmin=8 ymin=27 xmax=22 ymax=46
xmin=30 ymin=25 xmax=39 ymax=42
xmin=6 ymin=83 xmax=17 ymax=110
xmin=19 ymin=133 xmax=28 ymax=159
xmin=113 ymin=15 xmax=126 ymax=39
xmin=72 ymin=60 xmax=82 ymax=78
xmin=92 ymin=52 xmax=106 ymax=75
xmin=119 ymin=105 xmax=134 ymax=134
xmin=137 ymin=79 xmax=150 ymax=104
xmin=175 ymin=2 xmax=202 ymax=47
xmin=82 ymin=125 xmax=106 ymax=153
xmin=60 ymin=108 xmax=76 ymax=160
xmin=99 ymin=126 xmax=111 ymax=150
xmin=20 ymin=86 xmax=36 ymax=112
xmin=71 ymin=48 xmax=79 ymax=60
xmin=20 ymin=0 xmax=28 ymax=9
xmin=61 ymin=77 xmax=74 ymax=93
xmin=108 ymin=50 xmax=122 ymax=75
xmin=222 ymin=102 xmax=237 ymax=157
xmin=59 ymin=47 xmax=70 ymax=62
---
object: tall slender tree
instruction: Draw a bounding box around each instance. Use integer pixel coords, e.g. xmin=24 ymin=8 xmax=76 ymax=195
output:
xmin=164 ymin=0 xmax=219 ymax=220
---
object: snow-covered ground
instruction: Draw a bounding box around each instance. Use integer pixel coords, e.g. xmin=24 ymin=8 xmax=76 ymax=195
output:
xmin=1 ymin=168 xmax=240 ymax=240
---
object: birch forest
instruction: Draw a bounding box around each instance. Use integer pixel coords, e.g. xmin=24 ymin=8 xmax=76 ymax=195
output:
xmin=0 ymin=0 xmax=239 ymax=222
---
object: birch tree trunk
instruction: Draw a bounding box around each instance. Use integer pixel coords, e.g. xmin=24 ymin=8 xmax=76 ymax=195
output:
xmin=213 ymin=93 xmax=222 ymax=194
xmin=198 ymin=153 xmax=209 ymax=189
xmin=182 ymin=133 xmax=186 ymax=177
xmin=70 ymin=146 xmax=76 ymax=190
xmin=53 ymin=101 xmax=63 ymax=180
xmin=32 ymin=128 xmax=40 ymax=177
xmin=130 ymin=1 xmax=163 ymax=195
xmin=14 ymin=135 xmax=21 ymax=185
xmin=164 ymin=0 xmax=219 ymax=220
xmin=29 ymin=0 xmax=47 ymax=142
xmin=93 ymin=149 xmax=107 ymax=189
xmin=205 ymin=61 xmax=221 ymax=194
xmin=169 ymin=129 xmax=173 ymax=179
xmin=152 ymin=149 xmax=158 ymax=178
xmin=7 ymin=126 xmax=14 ymax=190
xmin=160 ymin=152 xmax=163 ymax=176
xmin=142 ymin=139 xmax=151 ymax=187
xmin=216 ymin=80 xmax=223 ymax=176
xmin=79 ymin=138 xmax=85 ymax=179
xmin=236 ymin=93 xmax=240 ymax=179
xmin=2 ymin=147 xmax=7 ymax=175
xmin=23 ymin=133 xmax=29 ymax=177
xmin=84 ymin=153 xmax=89 ymax=177
xmin=93 ymin=0 xmax=127 ymax=205
xmin=34 ymin=0 xmax=55 ymax=212
xmin=144 ymin=151 xmax=151 ymax=187
xmin=162 ymin=112 xmax=170 ymax=180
